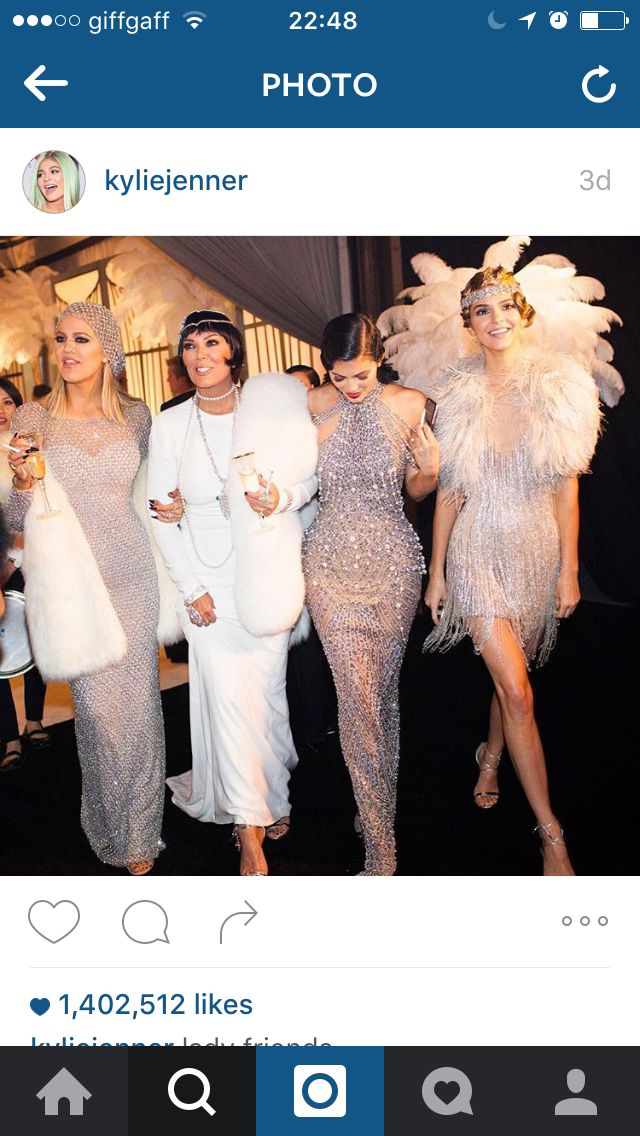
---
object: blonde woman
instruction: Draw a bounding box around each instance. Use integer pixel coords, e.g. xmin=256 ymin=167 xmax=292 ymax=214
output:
xmin=6 ymin=302 xmax=165 ymax=874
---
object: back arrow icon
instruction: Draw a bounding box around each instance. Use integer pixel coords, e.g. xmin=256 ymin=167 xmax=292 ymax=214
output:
xmin=582 ymin=65 xmax=616 ymax=103
xmin=25 ymin=64 xmax=69 ymax=102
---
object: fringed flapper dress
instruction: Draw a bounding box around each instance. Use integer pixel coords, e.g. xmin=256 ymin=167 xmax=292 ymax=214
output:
xmin=303 ymin=385 xmax=424 ymax=874
xmin=424 ymin=351 xmax=601 ymax=665
xmin=6 ymin=401 xmax=166 ymax=866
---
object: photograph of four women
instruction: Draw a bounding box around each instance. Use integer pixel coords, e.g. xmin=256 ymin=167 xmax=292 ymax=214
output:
xmin=1 ymin=235 xmax=635 ymax=878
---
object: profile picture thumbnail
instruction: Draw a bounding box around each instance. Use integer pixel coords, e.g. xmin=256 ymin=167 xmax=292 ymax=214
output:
xmin=23 ymin=150 xmax=86 ymax=214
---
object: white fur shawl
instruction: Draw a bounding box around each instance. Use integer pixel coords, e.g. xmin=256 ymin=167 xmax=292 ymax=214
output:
xmin=229 ymin=373 xmax=317 ymax=637
xmin=428 ymin=349 xmax=602 ymax=492
xmin=22 ymin=473 xmax=128 ymax=682
xmin=132 ymin=459 xmax=186 ymax=645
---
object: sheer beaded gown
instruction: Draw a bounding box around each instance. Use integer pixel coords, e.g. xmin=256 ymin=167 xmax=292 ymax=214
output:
xmin=303 ymin=385 xmax=424 ymax=875
xmin=6 ymin=401 xmax=166 ymax=867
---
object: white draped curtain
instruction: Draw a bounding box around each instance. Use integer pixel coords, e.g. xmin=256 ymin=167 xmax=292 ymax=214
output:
xmin=150 ymin=237 xmax=348 ymax=346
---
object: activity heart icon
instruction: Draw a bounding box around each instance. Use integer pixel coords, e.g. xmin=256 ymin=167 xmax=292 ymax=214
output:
xmin=30 ymin=998 xmax=51 ymax=1016
xmin=28 ymin=900 xmax=80 ymax=943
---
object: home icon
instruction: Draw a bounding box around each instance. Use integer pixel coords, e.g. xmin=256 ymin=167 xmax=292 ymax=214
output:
xmin=36 ymin=1067 xmax=92 ymax=1116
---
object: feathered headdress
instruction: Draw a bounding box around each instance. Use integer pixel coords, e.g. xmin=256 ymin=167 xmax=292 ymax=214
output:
xmin=378 ymin=237 xmax=625 ymax=407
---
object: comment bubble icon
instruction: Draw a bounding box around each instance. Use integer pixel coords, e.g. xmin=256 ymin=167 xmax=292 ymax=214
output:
xmin=122 ymin=900 xmax=170 ymax=945
xmin=422 ymin=1067 xmax=473 ymax=1116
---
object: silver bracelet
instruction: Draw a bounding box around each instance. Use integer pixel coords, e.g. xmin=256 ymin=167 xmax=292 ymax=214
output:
xmin=184 ymin=585 xmax=208 ymax=607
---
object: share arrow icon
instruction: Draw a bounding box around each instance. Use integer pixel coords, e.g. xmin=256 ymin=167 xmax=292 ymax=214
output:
xmin=519 ymin=11 xmax=537 ymax=28
xmin=24 ymin=64 xmax=69 ymax=102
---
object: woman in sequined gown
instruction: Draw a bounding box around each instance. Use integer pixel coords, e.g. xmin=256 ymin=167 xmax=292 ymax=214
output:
xmin=6 ymin=303 xmax=165 ymax=874
xmin=424 ymin=268 xmax=601 ymax=875
xmin=303 ymin=314 xmax=439 ymax=875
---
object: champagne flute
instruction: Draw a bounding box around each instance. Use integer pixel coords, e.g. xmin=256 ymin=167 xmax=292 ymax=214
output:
xmin=14 ymin=430 xmax=59 ymax=517
xmin=233 ymin=451 xmax=273 ymax=533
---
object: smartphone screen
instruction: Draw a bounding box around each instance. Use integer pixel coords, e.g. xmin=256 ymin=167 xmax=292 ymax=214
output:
xmin=0 ymin=3 xmax=638 ymax=1131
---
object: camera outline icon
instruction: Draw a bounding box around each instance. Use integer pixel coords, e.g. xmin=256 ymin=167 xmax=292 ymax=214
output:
xmin=293 ymin=1065 xmax=347 ymax=1118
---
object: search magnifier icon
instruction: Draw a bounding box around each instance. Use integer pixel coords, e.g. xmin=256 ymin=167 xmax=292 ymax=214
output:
xmin=168 ymin=1068 xmax=216 ymax=1117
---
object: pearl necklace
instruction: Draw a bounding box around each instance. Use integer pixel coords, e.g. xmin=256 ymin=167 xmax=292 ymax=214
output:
xmin=195 ymin=383 xmax=237 ymax=403
xmin=177 ymin=387 xmax=239 ymax=569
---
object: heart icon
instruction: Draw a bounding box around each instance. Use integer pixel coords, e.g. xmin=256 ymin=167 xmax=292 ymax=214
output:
xmin=30 ymin=998 xmax=51 ymax=1016
xmin=28 ymin=900 xmax=80 ymax=943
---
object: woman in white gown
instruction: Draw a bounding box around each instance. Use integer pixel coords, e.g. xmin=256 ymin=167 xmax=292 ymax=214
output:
xmin=147 ymin=310 xmax=317 ymax=875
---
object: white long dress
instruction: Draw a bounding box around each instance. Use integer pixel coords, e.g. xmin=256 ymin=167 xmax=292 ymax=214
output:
xmin=147 ymin=397 xmax=298 ymax=827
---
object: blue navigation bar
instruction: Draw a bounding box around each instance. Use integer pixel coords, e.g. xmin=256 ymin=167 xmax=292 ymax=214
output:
xmin=1 ymin=2 xmax=637 ymax=127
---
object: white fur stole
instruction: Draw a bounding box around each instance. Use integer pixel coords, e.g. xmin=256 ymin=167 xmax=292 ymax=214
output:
xmin=22 ymin=472 xmax=128 ymax=682
xmin=229 ymin=373 xmax=318 ymax=637
xmin=429 ymin=349 xmax=602 ymax=493
xmin=132 ymin=459 xmax=187 ymax=645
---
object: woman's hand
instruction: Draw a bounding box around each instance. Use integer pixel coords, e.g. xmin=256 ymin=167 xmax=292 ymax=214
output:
xmin=245 ymin=475 xmax=280 ymax=518
xmin=409 ymin=420 xmax=440 ymax=480
xmin=150 ymin=489 xmax=184 ymax=524
xmin=186 ymin=592 xmax=216 ymax=627
xmin=8 ymin=437 xmax=35 ymax=491
xmin=555 ymin=569 xmax=580 ymax=619
xmin=425 ymin=571 xmax=447 ymax=625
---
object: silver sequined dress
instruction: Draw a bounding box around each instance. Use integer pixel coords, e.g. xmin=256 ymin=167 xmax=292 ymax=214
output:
xmin=303 ymin=385 xmax=424 ymax=875
xmin=7 ymin=401 xmax=165 ymax=866
xmin=424 ymin=353 xmax=601 ymax=665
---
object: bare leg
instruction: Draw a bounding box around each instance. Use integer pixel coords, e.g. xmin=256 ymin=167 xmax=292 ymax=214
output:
xmin=474 ymin=692 xmax=505 ymax=805
xmin=470 ymin=618 xmax=574 ymax=875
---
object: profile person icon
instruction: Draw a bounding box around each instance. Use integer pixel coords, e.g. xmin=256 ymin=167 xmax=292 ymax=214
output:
xmin=24 ymin=150 xmax=84 ymax=214
xmin=554 ymin=1068 xmax=598 ymax=1115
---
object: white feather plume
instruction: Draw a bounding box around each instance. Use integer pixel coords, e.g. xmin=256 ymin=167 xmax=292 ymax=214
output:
xmin=0 ymin=267 xmax=57 ymax=368
xmin=107 ymin=238 xmax=225 ymax=346
xmin=379 ymin=237 xmax=625 ymax=407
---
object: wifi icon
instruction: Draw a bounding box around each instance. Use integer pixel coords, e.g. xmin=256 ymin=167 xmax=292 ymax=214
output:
xmin=183 ymin=10 xmax=207 ymax=29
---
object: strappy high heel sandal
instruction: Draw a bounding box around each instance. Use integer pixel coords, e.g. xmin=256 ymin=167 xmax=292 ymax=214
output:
xmin=474 ymin=742 xmax=502 ymax=809
xmin=265 ymin=817 xmax=290 ymax=841
xmin=534 ymin=819 xmax=575 ymax=876
xmin=233 ymin=825 xmax=268 ymax=876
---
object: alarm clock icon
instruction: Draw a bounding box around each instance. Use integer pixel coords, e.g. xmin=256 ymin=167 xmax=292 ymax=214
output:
xmin=549 ymin=9 xmax=569 ymax=27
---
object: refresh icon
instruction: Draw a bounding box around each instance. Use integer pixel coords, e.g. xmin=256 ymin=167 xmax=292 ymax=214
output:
xmin=582 ymin=65 xmax=617 ymax=103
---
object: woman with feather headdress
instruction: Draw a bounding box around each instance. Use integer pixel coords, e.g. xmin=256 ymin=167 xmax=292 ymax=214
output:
xmin=379 ymin=239 xmax=623 ymax=875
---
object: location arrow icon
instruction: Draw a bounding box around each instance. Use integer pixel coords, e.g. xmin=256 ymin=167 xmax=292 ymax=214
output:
xmin=25 ymin=65 xmax=69 ymax=102
xmin=519 ymin=11 xmax=537 ymax=29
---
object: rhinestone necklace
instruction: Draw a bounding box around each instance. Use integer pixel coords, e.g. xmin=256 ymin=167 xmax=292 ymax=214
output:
xmin=177 ymin=388 xmax=239 ymax=569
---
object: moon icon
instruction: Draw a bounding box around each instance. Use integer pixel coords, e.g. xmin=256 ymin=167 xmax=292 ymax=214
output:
xmin=488 ymin=10 xmax=506 ymax=28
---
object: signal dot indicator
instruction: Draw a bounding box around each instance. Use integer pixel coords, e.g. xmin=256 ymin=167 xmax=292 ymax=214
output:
xmin=27 ymin=13 xmax=38 ymax=25
xmin=13 ymin=14 xmax=25 ymax=25
xmin=41 ymin=13 xmax=52 ymax=25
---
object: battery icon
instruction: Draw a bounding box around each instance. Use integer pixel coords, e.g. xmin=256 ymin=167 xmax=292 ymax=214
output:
xmin=580 ymin=10 xmax=629 ymax=29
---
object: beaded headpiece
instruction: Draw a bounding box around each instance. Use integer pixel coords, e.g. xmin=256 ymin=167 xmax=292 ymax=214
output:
xmin=460 ymin=282 xmax=521 ymax=312
xmin=56 ymin=301 xmax=126 ymax=377
xmin=178 ymin=309 xmax=237 ymax=355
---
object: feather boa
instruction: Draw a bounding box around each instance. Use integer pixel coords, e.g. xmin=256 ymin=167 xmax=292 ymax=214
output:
xmin=228 ymin=373 xmax=318 ymax=637
xmin=22 ymin=472 xmax=128 ymax=682
xmin=429 ymin=349 xmax=602 ymax=493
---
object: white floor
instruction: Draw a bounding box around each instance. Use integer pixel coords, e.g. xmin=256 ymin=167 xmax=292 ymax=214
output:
xmin=9 ymin=648 xmax=188 ymax=731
